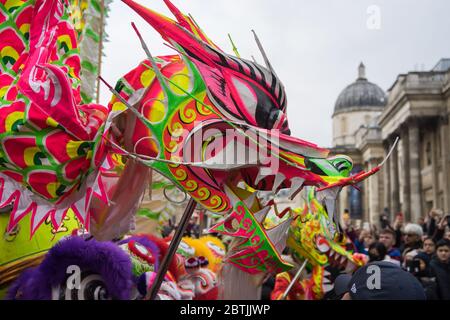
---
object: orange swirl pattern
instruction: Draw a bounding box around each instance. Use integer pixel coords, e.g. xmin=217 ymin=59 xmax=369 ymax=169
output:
xmin=163 ymin=93 xmax=229 ymax=213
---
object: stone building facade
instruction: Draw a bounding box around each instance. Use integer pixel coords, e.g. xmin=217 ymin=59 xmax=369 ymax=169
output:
xmin=332 ymin=59 xmax=450 ymax=226
xmin=379 ymin=58 xmax=450 ymax=223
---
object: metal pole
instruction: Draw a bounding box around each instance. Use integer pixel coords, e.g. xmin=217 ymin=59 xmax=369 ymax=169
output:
xmin=280 ymin=259 xmax=308 ymax=300
xmin=147 ymin=198 xmax=197 ymax=300
xmin=148 ymin=168 xmax=153 ymax=200
xmin=96 ymin=0 xmax=105 ymax=104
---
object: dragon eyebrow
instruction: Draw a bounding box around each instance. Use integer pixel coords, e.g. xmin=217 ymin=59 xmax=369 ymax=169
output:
xmin=251 ymin=29 xmax=276 ymax=76
xmin=131 ymin=22 xmax=170 ymax=97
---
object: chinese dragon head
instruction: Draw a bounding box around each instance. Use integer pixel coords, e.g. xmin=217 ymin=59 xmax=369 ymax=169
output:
xmin=111 ymin=0 xmax=381 ymax=285
xmin=1 ymin=0 xmax=386 ymax=299
xmin=285 ymin=187 xmax=367 ymax=299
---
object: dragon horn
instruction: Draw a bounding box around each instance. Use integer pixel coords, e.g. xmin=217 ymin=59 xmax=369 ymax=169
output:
xmin=122 ymin=0 xmax=218 ymax=67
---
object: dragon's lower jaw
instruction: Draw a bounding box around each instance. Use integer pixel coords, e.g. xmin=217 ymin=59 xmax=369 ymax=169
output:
xmin=215 ymin=165 xmax=344 ymax=232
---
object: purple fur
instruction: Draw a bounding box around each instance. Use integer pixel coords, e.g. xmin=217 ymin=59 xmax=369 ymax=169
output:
xmin=6 ymin=236 xmax=133 ymax=300
xmin=118 ymin=235 xmax=160 ymax=271
xmin=5 ymin=268 xmax=37 ymax=300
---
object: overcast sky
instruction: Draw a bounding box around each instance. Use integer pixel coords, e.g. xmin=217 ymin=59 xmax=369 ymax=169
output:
xmin=101 ymin=0 xmax=450 ymax=147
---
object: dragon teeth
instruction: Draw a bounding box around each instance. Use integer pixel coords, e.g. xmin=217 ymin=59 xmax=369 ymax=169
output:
xmin=224 ymin=184 xmax=241 ymax=206
xmin=287 ymin=177 xmax=305 ymax=200
xmin=272 ymin=173 xmax=286 ymax=193
xmin=253 ymin=207 xmax=270 ymax=223
xmin=316 ymin=186 xmax=340 ymax=203
xmin=243 ymin=193 xmax=257 ymax=208
xmin=324 ymin=198 xmax=335 ymax=222
xmin=254 ymin=167 xmax=269 ymax=186
xmin=323 ymin=283 xmax=334 ymax=293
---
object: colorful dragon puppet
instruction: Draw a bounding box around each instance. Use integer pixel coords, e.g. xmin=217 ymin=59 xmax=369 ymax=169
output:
xmin=1 ymin=0 xmax=388 ymax=299
xmin=271 ymin=187 xmax=367 ymax=300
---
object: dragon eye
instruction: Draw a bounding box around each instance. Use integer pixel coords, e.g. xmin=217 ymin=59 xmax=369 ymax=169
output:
xmin=329 ymin=155 xmax=353 ymax=177
xmin=197 ymin=256 xmax=209 ymax=267
xmin=231 ymin=76 xmax=258 ymax=116
xmin=230 ymin=75 xmax=286 ymax=131
xmin=185 ymin=257 xmax=199 ymax=268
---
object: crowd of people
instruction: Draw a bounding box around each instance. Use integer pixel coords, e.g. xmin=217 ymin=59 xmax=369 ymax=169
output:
xmin=161 ymin=206 xmax=450 ymax=300
xmin=343 ymin=209 xmax=450 ymax=300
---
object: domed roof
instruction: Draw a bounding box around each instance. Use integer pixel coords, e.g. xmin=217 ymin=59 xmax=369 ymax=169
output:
xmin=334 ymin=63 xmax=386 ymax=114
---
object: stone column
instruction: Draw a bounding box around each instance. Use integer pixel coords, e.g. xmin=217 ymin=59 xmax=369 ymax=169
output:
xmin=339 ymin=187 xmax=349 ymax=214
xmin=401 ymin=127 xmax=411 ymax=220
xmin=363 ymin=162 xmax=370 ymax=223
xmin=440 ymin=117 xmax=450 ymax=212
xmin=368 ymin=158 xmax=381 ymax=226
xmin=389 ymin=137 xmax=400 ymax=216
xmin=409 ymin=120 xmax=422 ymax=223
xmin=383 ymin=141 xmax=391 ymax=219
xmin=431 ymin=127 xmax=439 ymax=208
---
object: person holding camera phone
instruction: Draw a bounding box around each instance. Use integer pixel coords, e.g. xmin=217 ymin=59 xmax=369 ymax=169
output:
xmin=409 ymin=252 xmax=439 ymax=300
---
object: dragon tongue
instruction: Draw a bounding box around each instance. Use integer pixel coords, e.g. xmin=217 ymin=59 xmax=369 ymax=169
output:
xmin=224 ymin=184 xmax=242 ymax=206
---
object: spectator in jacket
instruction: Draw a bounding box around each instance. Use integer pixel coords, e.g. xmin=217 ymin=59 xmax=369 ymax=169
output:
xmin=379 ymin=228 xmax=402 ymax=265
xmin=429 ymin=239 xmax=450 ymax=300
xmin=401 ymin=223 xmax=423 ymax=267
xmin=412 ymin=252 xmax=438 ymax=300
